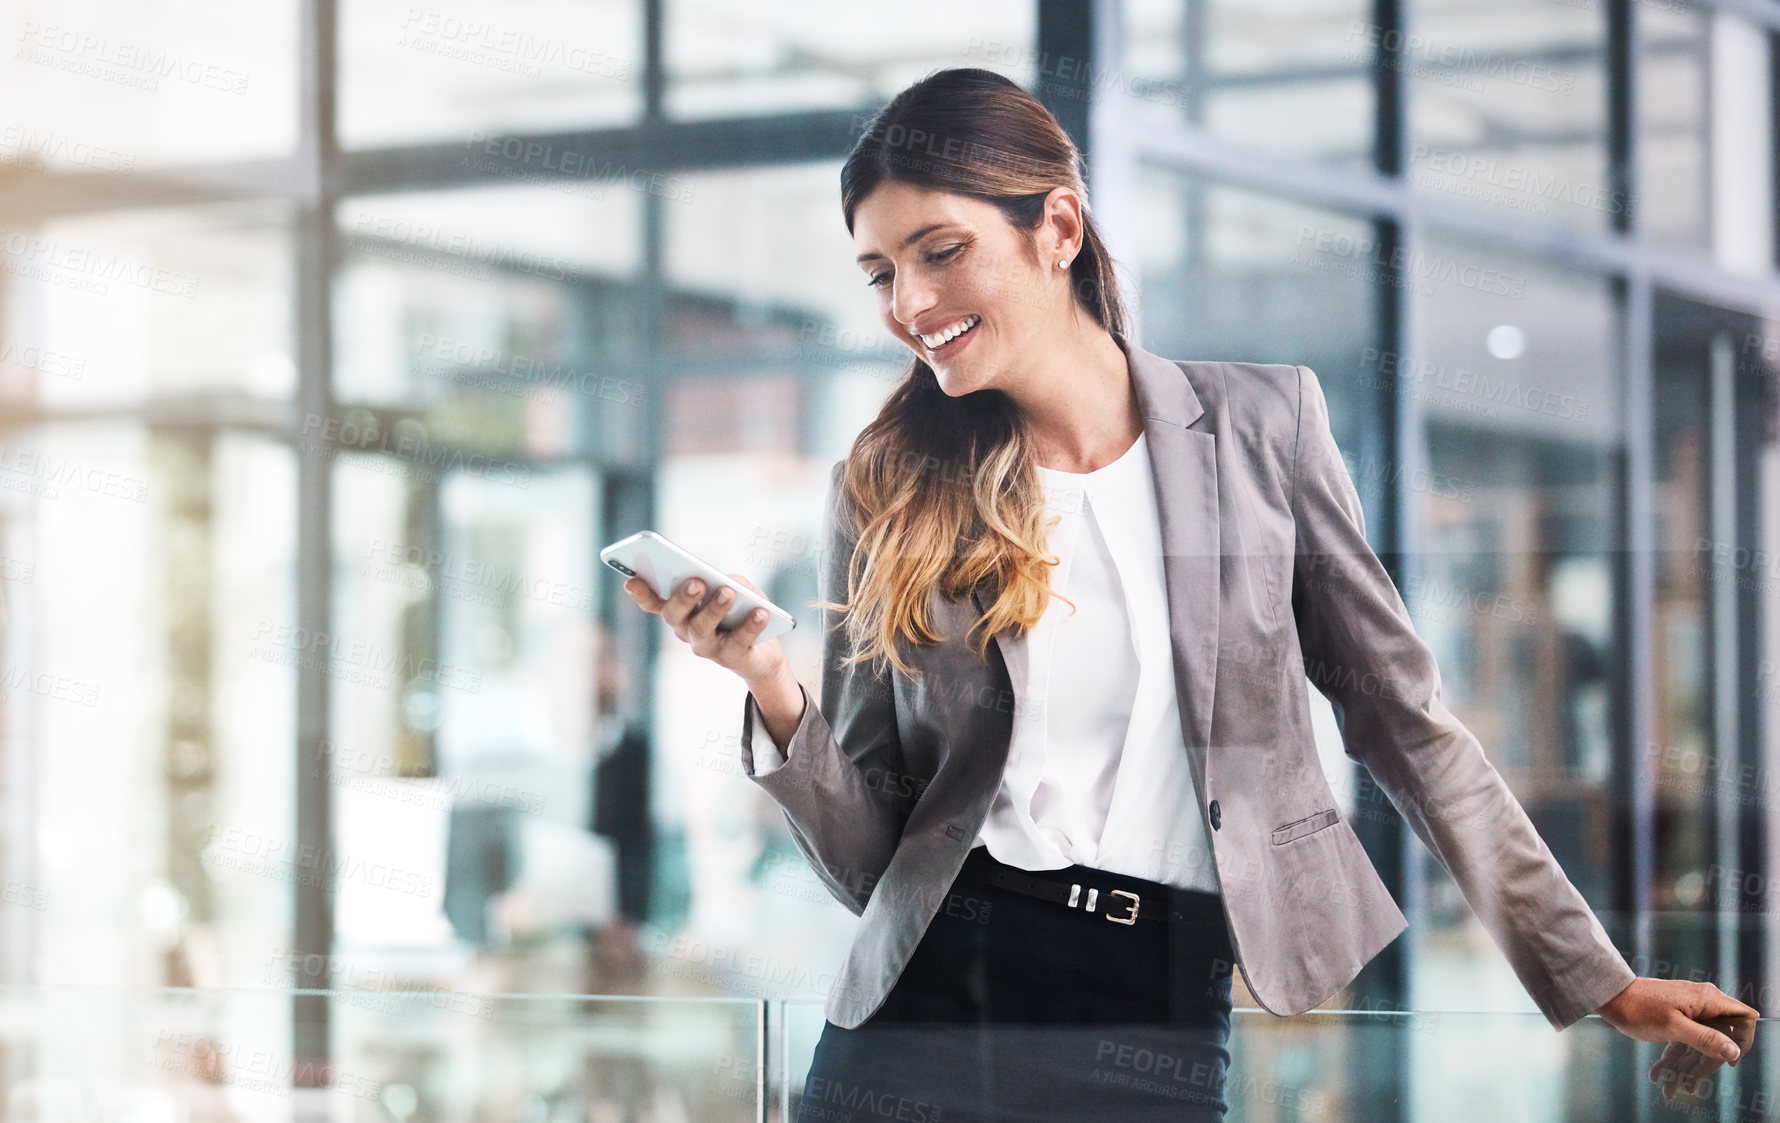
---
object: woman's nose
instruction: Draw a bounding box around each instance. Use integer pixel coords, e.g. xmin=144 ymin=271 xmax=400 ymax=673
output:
xmin=891 ymin=273 xmax=936 ymax=331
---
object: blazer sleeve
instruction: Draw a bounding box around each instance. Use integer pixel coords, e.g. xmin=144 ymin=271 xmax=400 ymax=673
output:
xmin=1289 ymin=364 xmax=1636 ymax=1031
xmin=737 ymin=458 xmax=909 ymax=916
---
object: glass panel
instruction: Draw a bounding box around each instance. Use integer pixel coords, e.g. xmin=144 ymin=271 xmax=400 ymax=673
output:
xmin=665 ymin=0 xmax=1037 ymax=119
xmin=1640 ymin=3 xmax=1775 ymax=269
xmin=0 ymin=426 xmax=296 ymax=985
xmin=1406 ymin=0 xmax=1616 ymax=230
xmin=1639 ymin=2 xmax=1709 ymax=249
xmin=1703 ymin=11 xmax=1775 ymax=275
xmin=339 ymin=0 xmax=644 ymax=150
xmin=21 ymin=983 xmax=1780 ymax=1117
xmin=1121 ymin=0 xmax=1375 ymax=170
xmin=1132 ymin=166 xmax=1380 ymax=470
xmin=325 ymin=454 xmax=600 ymax=971
xmin=1649 ymin=293 xmax=1714 ymax=979
xmin=663 ymin=161 xmax=906 ymax=378
xmin=1 ymin=0 xmax=297 ymax=169
xmin=335 ymin=187 xmax=644 ymax=463
xmin=9 ymin=985 xmax=764 ymax=1120
xmin=782 ymin=1000 xmax=1733 ymax=1117
xmin=1406 ymin=236 xmax=1621 ymax=1101
xmin=1650 ymin=300 xmax=1773 ymax=1018
xmin=0 ymin=200 xmax=294 ymax=405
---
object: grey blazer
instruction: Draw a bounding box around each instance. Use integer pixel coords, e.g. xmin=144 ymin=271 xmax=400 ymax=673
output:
xmin=738 ymin=337 xmax=1636 ymax=1032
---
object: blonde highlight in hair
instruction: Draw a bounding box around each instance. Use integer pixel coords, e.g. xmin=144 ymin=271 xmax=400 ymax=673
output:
xmin=826 ymin=67 xmax=1129 ymax=679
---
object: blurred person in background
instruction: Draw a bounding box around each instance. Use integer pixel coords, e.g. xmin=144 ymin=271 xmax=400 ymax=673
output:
xmin=624 ymin=68 xmax=1755 ymax=1119
xmin=589 ymin=618 xmax=654 ymax=979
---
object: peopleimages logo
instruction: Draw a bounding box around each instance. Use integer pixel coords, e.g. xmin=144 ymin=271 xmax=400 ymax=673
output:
xmin=1360 ymin=348 xmax=1590 ymax=422
xmin=1410 ymin=145 xmax=1634 ymax=218
xmin=460 ymin=132 xmax=695 ymax=203
xmin=1295 ymin=227 xmax=1527 ymax=299
xmin=398 ymin=9 xmax=633 ymax=79
xmin=348 ymin=214 xmax=571 ymax=282
xmin=203 ymin=825 xmax=435 ymax=897
xmin=0 ymin=126 xmax=135 ymax=174
xmin=1343 ymin=22 xmax=1577 ymax=95
xmin=15 ymin=22 xmax=252 ymax=95
xmin=0 ymin=228 xmax=200 ymax=299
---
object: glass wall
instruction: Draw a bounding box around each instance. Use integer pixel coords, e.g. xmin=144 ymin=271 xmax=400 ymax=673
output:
xmin=1121 ymin=0 xmax=1376 ymax=171
xmin=1405 ymin=242 xmax=1622 ymax=1017
xmin=1407 ymin=0 xmax=1614 ymax=230
xmin=2 ymin=0 xmax=1780 ymax=1116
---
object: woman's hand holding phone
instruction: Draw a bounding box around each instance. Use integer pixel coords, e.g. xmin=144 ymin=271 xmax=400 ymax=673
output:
xmin=622 ymin=572 xmax=807 ymax=744
xmin=623 ymin=571 xmax=782 ymax=680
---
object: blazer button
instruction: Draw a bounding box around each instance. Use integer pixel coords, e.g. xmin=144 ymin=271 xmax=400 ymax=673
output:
xmin=1209 ymin=800 xmax=1221 ymax=831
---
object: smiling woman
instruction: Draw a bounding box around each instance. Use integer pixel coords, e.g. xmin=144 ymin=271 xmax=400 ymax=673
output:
xmin=836 ymin=70 xmax=1140 ymax=682
xmin=621 ymin=65 xmax=1759 ymax=1122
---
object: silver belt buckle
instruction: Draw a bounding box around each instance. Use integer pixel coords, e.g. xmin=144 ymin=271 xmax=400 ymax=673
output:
xmin=1105 ymin=889 xmax=1141 ymax=925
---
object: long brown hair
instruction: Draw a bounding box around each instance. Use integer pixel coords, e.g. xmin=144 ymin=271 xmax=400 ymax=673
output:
xmin=828 ymin=67 xmax=1131 ymax=679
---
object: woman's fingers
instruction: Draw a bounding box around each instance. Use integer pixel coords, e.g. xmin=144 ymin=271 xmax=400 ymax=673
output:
xmin=687 ymin=585 xmax=737 ymax=654
xmin=1677 ymin=987 xmax=1753 ymax=1063
xmin=623 ymin=575 xmax=666 ymax=613
xmin=721 ymin=605 xmax=771 ymax=653
xmin=1694 ymin=985 xmax=1761 ymax=1019
xmin=1649 ymin=1041 xmax=1710 ymax=1102
xmin=1699 ymin=1008 xmax=1759 ymax=1064
xmin=1667 ymin=1016 xmax=1741 ymax=1070
xmin=625 ymin=573 xmax=775 ymax=668
xmin=659 ymin=577 xmax=711 ymax=632
xmin=1603 ymin=978 xmax=1761 ymax=1101
xmin=625 ymin=575 xmax=719 ymax=642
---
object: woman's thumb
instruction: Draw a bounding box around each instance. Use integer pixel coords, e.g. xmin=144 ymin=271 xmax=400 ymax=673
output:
xmin=1677 ymin=1015 xmax=1740 ymax=1062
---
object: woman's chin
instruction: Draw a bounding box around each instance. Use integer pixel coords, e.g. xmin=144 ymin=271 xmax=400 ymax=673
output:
xmin=930 ymin=363 xmax=985 ymax=398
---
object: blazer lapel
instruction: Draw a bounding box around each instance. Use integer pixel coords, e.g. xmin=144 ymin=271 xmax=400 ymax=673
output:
xmin=1128 ymin=342 xmax=1220 ymax=764
xmin=966 ymin=339 xmax=1221 ymax=765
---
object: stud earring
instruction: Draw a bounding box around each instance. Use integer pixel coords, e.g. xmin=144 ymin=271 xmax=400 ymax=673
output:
xmin=1058 ymin=258 xmax=1070 ymax=269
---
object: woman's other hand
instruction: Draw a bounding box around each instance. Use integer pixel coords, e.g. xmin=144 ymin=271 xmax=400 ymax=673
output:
xmin=1595 ymin=977 xmax=1759 ymax=1103
xmin=623 ymin=572 xmax=788 ymax=689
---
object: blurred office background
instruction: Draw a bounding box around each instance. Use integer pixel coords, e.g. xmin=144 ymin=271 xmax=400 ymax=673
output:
xmin=0 ymin=0 xmax=1778 ymax=1118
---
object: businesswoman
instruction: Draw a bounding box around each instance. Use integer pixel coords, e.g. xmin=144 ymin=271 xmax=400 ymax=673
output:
xmin=626 ymin=68 xmax=1756 ymax=1118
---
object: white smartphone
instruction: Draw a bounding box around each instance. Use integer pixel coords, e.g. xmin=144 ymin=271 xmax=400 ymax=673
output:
xmin=601 ymin=530 xmax=798 ymax=644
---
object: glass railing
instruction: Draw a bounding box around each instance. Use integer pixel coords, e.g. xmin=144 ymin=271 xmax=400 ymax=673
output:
xmin=777 ymin=999 xmax=1776 ymax=1122
xmin=6 ymin=985 xmax=1772 ymax=1120
xmin=7 ymin=984 xmax=767 ymax=1121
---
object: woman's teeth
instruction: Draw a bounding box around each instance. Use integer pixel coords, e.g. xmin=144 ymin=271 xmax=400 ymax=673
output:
xmin=920 ymin=314 xmax=980 ymax=350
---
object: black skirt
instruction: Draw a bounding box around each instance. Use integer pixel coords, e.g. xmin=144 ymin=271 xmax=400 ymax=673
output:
xmin=797 ymin=845 xmax=1238 ymax=1122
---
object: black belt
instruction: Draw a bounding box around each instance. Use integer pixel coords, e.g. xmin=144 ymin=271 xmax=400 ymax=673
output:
xmin=963 ymin=848 xmax=1222 ymax=927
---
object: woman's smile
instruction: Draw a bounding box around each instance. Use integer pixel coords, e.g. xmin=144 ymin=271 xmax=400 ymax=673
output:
xmin=916 ymin=312 xmax=982 ymax=359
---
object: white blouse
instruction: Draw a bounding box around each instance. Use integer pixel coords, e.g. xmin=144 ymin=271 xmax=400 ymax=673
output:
xmin=750 ymin=432 xmax=1221 ymax=895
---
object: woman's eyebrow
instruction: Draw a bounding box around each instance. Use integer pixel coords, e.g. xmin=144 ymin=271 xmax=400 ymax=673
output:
xmin=855 ymin=224 xmax=957 ymax=263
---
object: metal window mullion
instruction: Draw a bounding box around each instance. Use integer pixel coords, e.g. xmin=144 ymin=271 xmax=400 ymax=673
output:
xmin=643 ymin=0 xmax=663 ymax=121
xmin=1700 ymin=7 xmax=1717 ymax=257
xmin=1617 ymin=272 xmax=1657 ymax=1123
xmin=1087 ymin=0 xmax=1143 ymax=338
xmin=1709 ymin=329 xmax=1744 ymax=1118
xmin=1037 ymin=0 xmax=1094 ymax=156
xmin=1607 ymin=8 xmax=1651 ymax=1118
xmin=1353 ymin=1 xmax=1413 ymax=1118
xmin=1771 ymin=30 xmax=1780 ymax=270
xmin=293 ymin=0 xmax=338 ymax=1098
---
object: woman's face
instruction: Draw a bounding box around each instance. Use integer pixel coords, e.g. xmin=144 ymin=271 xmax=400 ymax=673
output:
xmin=852 ymin=180 xmax=1070 ymax=397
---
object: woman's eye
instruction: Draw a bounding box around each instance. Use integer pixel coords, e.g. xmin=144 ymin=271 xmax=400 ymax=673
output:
xmin=865 ymin=244 xmax=962 ymax=288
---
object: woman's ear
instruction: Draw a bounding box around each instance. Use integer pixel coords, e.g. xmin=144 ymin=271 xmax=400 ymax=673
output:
xmin=1040 ymin=186 xmax=1085 ymax=265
